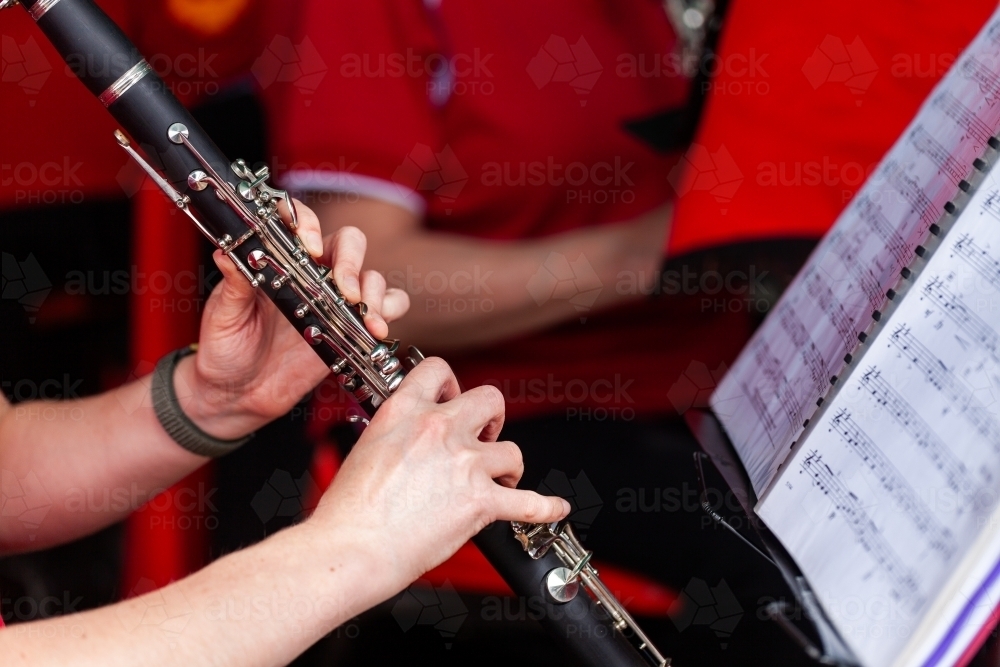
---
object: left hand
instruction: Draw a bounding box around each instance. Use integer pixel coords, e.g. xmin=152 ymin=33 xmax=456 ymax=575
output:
xmin=175 ymin=199 xmax=410 ymax=440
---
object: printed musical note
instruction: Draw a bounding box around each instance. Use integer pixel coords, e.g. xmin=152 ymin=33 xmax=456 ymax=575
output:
xmin=829 ymin=406 xmax=956 ymax=559
xmin=854 ymin=195 xmax=912 ymax=269
xmin=910 ymin=125 xmax=970 ymax=185
xmin=739 ymin=20 xmax=1000 ymax=667
xmin=741 ymin=382 xmax=778 ymax=445
xmin=827 ymin=230 xmax=886 ymax=311
xmin=884 ymin=160 xmax=940 ymax=227
xmin=713 ymin=16 xmax=1000 ymax=503
xmin=888 ymin=325 xmax=1000 ymax=448
xmin=961 ymin=57 xmax=1000 ymax=106
xmin=921 ymin=276 xmax=999 ymax=363
xmin=953 ymin=232 xmax=1000 ymax=290
xmin=805 ymin=268 xmax=860 ymax=352
xmin=932 ymin=91 xmax=995 ymax=146
xmin=800 ymin=451 xmax=926 ymax=611
xmin=751 ymin=338 xmax=802 ymax=431
xmin=779 ymin=303 xmax=831 ymax=396
xmin=858 ymin=367 xmax=978 ymax=503
xmin=983 ymin=189 xmax=1000 ymax=222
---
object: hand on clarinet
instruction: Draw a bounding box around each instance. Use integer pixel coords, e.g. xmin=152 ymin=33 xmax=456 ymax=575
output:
xmin=172 ymin=198 xmax=410 ymax=442
xmin=307 ymin=357 xmax=571 ymax=597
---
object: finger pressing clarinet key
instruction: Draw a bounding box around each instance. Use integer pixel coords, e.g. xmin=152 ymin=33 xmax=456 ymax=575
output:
xmin=325 ymin=226 xmax=366 ymax=303
xmin=360 ymin=269 xmax=389 ymax=338
xmin=278 ymin=197 xmax=324 ymax=257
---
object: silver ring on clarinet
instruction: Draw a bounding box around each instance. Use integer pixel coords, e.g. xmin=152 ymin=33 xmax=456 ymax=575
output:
xmin=151 ymin=346 xmax=252 ymax=457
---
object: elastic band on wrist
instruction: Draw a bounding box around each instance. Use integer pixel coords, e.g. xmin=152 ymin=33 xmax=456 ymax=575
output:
xmin=151 ymin=346 xmax=252 ymax=458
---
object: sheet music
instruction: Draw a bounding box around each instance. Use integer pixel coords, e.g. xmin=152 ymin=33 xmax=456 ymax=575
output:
xmin=710 ymin=12 xmax=1000 ymax=495
xmin=757 ymin=166 xmax=1000 ymax=667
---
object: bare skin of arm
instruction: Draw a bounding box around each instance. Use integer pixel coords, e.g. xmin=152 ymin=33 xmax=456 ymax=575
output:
xmin=312 ymin=196 xmax=671 ymax=351
xmin=0 ymin=360 xmax=569 ymax=667
xmin=0 ymin=203 xmax=410 ymax=553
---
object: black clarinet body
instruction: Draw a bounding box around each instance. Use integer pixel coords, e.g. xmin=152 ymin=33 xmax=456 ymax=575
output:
xmin=13 ymin=1 xmax=666 ymax=665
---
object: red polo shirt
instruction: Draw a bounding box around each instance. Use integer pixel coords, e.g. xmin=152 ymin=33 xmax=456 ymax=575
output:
xmin=270 ymin=0 xmax=749 ymax=420
xmin=667 ymin=0 xmax=998 ymax=256
xmin=269 ymin=0 xmax=995 ymax=421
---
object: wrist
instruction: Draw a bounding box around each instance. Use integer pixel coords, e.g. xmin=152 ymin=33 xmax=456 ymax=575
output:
xmin=172 ymin=352 xmax=262 ymax=441
xmin=293 ymin=516 xmax=399 ymax=609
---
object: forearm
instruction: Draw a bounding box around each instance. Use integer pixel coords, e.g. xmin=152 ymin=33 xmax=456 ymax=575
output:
xmin=0 ymin=521 xmax=385 ymax=667
xmin=316 ymin=197 xmax=670 ymax=350
xmin=0 ymin=355 xmax=263 ymax=554
xmin=383 ymin=229 xmax=643 ymax=348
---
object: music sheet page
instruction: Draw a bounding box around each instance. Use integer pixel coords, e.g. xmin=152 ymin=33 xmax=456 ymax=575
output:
xmin=710 ymin=14 xmax=1000 ymax=495
xmin=757 ymin=166 xmax=1000 ymax=667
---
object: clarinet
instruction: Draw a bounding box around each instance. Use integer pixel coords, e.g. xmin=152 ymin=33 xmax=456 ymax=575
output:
xmin=4 ymin=1 xmax=668 ymax=664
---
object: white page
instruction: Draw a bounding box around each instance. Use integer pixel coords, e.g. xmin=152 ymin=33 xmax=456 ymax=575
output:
xmin=757 ymin=167 xmax=1000 ymax=667
xmin=711 ymin=12 xmax=1000 ymax=495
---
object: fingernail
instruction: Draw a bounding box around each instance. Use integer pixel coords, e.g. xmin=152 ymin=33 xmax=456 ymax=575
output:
xmin=561 ymin=499 xmax=572 ymax=515
xmin=303 ymin=231 xmax=324 ymax=257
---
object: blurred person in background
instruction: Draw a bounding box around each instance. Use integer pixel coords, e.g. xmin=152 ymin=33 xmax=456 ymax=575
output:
xmin=267 ymin=0 xmax=1000 ymax=663
xmin=268 ymin=1 xmax=766 ymax=663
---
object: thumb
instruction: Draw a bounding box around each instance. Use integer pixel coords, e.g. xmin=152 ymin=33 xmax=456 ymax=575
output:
xmin=209 ymin=249 xmax=258 ymax=327
xmin=492 ymin=488 xmax=571 ymax=525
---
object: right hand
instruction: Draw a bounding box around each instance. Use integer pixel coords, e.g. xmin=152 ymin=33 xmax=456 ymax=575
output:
xmin=308 ymin=358 xmax=570 ymax=592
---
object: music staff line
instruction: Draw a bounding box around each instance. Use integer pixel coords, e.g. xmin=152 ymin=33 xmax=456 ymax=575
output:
xmin=828 ymin=407 xmax=957 ymax=561
xmin=858 ymin=368 xmax=979 ymax=506
xmin=884 ymin=160 xmax=939 ymax=228
xmin=888 ymin=326 xmax=1000 ymax=450
xmin=953 ymin=232 xmax=1000 ymax=291
xmin=827 ymin=230 xmax=886 ymax=312
xmin=961 ymin=57 xmax=1000 ymax=105
xmin=854 ymin=195 xmax=912 ymax=270
xmin=910 ymin=125 xmax=969 ymax=186
xmin=801 ymin=451 xmax=926 ymax=612
xmin=779 ymin=303 xmax=831 ymax=397
xmin=922 ymin=276 xmax=1000 ymax=363
xmin=932 ymin=91 xmax=994 ymax=147
xmin=983 ymin=190 xmax=1000 ymax=222
xmin=805 ymin=268 xmax=860 ymax=353
xmin=752 ymin=338 xmax=804 ymax=433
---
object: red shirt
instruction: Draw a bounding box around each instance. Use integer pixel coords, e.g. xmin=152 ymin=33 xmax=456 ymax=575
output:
xmin=270 ymin=0 xmax=749 ymax=420
xmin=668 ymin=0 xmax=998 ymax=256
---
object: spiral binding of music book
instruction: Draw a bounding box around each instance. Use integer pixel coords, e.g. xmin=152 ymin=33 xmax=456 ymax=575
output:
xmin=688 ymin=10 xmax=1000 ymax=667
